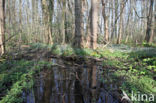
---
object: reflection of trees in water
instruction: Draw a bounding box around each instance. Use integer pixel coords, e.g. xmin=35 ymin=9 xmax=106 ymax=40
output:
xmin=34 ymin=69 xmax=54 ymax=103
xmin=74 ymin=64 xmax=98 ymax=103
xmin=74 ymin=68 xmax=84 ymax=103
xmin=33 ymin=66 xmax=99 ymax=103
xmin=91 ymin=65 xmax=97 ymax=103
xmin=27 ymin=60 xmax=120 ymax=103
xmin=43 ymin=70 xmax=54 ymax=103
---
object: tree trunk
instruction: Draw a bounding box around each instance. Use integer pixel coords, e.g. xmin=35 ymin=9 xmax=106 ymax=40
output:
xmin=74 ymin=0 xmax=84 ymax=48
xmin=41 ymin=0 xmax=53 ymax=45
xmin=85 ymin=9 xmax=91 ymax=48
xmin=60 ymin=0 xmax=66 ymax=44
xmin=90 ymin=0 xmax=99 ymax=49
xmin=91 ymin=65 xmax=97 ymax=103
xmin=116 ymin=17 xmax=123 ymax=44
xmin=154 ymin=2 xmax=156 ymax=41
xmin=117 ymin=0 xmax=124 ymax=44
xmin=111 ymin=0 xmax=114 ymax=39
xmin=145 ymin=0 xmax=154 ymax=43
xmin=19 ymin=0 xmax=22 ymax=44
xmin=125 ymin=0 xmax=132 ymax=43
xmin=114 ymin=0 xmax=118 ymax=38
xmin=102 ymin=0 xmax=109 ymax=42
xmin=0 ymin=0 xmax=5 ymax=55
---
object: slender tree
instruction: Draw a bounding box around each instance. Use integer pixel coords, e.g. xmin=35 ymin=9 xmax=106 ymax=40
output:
xmin=111 ymin=0 xmax=114 ymax=39
xmin=145 ymin=0 xmax=154 ymax=43
xmin=86 ymin=8 xmax=91 ymax=48
xmin=117 ymin=0 xmax=127 ymax=44
xmin=90 ymin=0 xmax=99 ymax=49
xmin=102 ymin=0 xmax=109 ymax=42
xmin=154 ymin=1 xmax=156 ymax=39
xmin=62 ymin=0 xmax=66 ymax=44
xmin=114 ymin=0 xmax=118 ymax=38
xmin=0 ymin=0 xmax=5 ymax=55
xmin=19 ymin=0 xmax=22 ymax=43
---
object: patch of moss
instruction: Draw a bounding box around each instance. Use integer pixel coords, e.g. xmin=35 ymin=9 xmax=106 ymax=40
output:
xmin=0 ymin=59 xmax=53 ymax=103
xmin=0 ymin=74 xmax=33 ymax=103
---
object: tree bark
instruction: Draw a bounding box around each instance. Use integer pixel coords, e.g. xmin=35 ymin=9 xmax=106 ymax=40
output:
xmin=145 ymin=0 xmax=154 ymax=43
xmin=117 ymin=0 xmax=124 ymax=44
xmin=62 ymin=0 xmax=66 ymax=44
xmin=74 ymin=0 xmax=84 ymax=48
xmin=0 ymin=0 xmax=5 ymax=55
xmin=41 ymin=0 xmax=53 ymax=45
xmin=19 ymin=0 xmax=22 ymax=43
xmin=102 ymin=0 xmax=109 ymax=42
xmin=90 ymin=0 xmax=99 ymax=49
xmin=114 ymin=0 xmax=118 ymax=38
xmin=111 ymin=0 xmax=114 ymax=39
xmin=85 ymin=8 xmax=91 ymax=48
xmin=154 ymin=1 xmax=156 ymax=41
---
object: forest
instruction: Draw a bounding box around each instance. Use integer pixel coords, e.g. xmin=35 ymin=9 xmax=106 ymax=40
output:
xmin=0 ymin=0 xmax=156 ymax=103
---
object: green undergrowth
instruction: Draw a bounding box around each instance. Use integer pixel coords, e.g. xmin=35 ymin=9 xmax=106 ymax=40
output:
xmin=30 ymin=43 xmax=103 ymax=58
xmin=30 ymin=43 xmax=156 ymax=100
xmin=0 ymin=59 xmax=54 ymax=103
xmin=102 ymin=48 xmax=156 ymax=102
xmin=141 ymin=42 xmax=156 ymax=48
xmin=123 ymin=42 xmax=156 ymax=48
xmin=30 ymin=44 xmax=156 ymax=85
xmin=0 ymin=43 xmax=156 ymax=103
xmin=29 ymin=43 xmax=128 ymax=59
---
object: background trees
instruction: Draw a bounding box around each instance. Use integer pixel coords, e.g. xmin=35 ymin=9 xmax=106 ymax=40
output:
xmin=1 ymin=0 xmax=155 ymax=53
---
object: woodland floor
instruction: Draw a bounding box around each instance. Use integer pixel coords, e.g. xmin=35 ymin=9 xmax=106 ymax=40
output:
xmin=0 ymin=43 xmax=156 ymax=103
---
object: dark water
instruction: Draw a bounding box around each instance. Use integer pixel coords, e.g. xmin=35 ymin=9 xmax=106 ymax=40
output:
xmin=23 ymin=58 xmax=122 ymax=103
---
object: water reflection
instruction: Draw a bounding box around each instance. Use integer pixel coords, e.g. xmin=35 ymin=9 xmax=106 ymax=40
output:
xmin=24 ymin=59 xmax=121 ymax=103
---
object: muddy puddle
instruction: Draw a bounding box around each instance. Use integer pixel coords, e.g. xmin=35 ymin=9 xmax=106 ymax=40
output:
xmin=23 ymin=58 xmax=124 ymax=103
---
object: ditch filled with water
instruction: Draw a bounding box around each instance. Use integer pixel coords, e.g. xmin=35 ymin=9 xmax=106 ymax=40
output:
xmin=23 ymin=58 xmax=124 ymax=103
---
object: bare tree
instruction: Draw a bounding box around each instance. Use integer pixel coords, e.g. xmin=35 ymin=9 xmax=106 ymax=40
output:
xmin=114 ymin=0 xmax=118 ymax=38
xmin=154 ymin=1 xmax=156 ymax=40
xmin=90 ymin=0 xmax=99 ymax=49
xmin=0 ymin=0 xmax=5 ymax=55
xmin=145 ymin=0 xmax=154 ymax=43
xmin=41 ymin=0 xmax=53 ymax=44
xmin=18 ymin=0 xmax=22 ymax=44
xmin=62 ymin=0 xmax=66 ymax=44
xmin=74 ymin=0 xmax=84 ymax=48
xmin=102 ymin=0 xmax=109 ymax=42
xmin=117 ymin=0 xmax=126 ymax=44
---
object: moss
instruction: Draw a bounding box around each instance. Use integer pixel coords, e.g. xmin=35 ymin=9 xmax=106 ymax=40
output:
xmin=99 ymin=46 xmax=156 ymax=103
xmin=0 ymin=74 xmax=33 ymax=103
xmin=0 ymin=59 xmax=53 ymax=103
xmin=1 ymin=43 xmax=156 ymax=103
